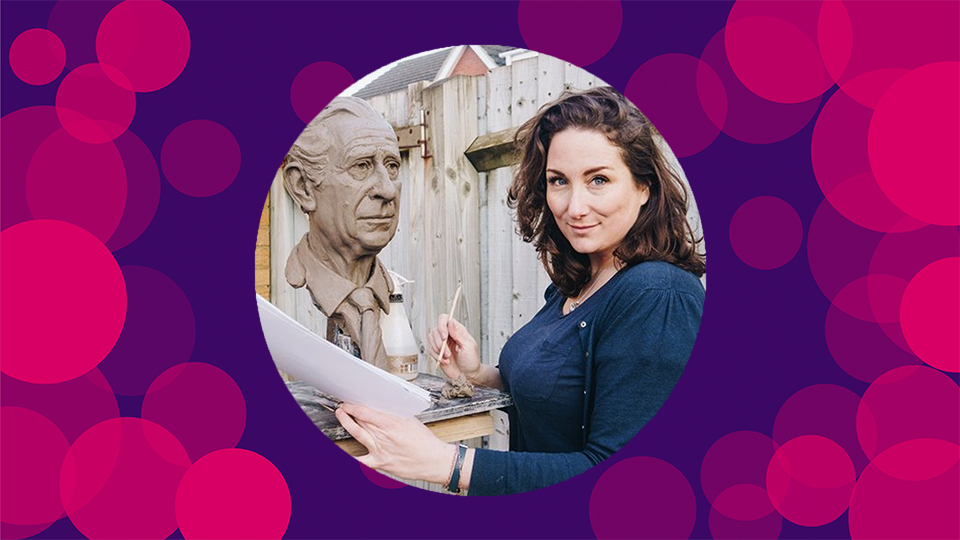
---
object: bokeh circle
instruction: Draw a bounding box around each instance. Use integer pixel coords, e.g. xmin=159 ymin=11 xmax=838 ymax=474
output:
xmin=9 ymin=28 xmax=66 ymax=85
xmin=161 ymin=120 xmax=241 ymax=197
xmin=730 ymin=196 xmax=803 ymax=270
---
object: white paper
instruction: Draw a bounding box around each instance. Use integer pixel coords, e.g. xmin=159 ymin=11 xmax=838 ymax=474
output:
xmin=256 ymin=294 xmax=432 ymax=417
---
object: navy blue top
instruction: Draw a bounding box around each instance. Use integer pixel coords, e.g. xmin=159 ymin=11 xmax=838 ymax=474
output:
xmin=469 ymin=261 xmax=704 ymax=496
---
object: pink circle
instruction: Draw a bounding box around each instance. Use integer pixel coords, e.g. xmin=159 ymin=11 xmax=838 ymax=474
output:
xmin=807 ymin=198 xmax=885 ymax=304
xmin=900 ymin=258 xmax=960 ymax=372
xmin=291 ymin=61 xmax=355 ymax=124
xmin=816 ymin=0 xmax=852 ymax=85
xmin=839 ymin=69 xmax=908 ymax=110
xmin=812 ymin=88 xmax=926 ymax=233
xmin=518 ymin=1 xmax=622 ymax=67
xmin=624 ymin=54 xmax=725 ymax=158
xmin=857 ymin=366 xmax=960 ymax=460
xmin=97 ymin=266 xmax=196 ymax=396
xmin=699 ymin=28 xmax=822 ymax=144
xmin=709 ymin=489 xmax=783 ymax=540
xmin=0 ymin=369 xmax=119 ymax=444
xmin=869 ymin=62 xmax=960 ymax=226
xmin=0 ymin=106 xmax=63 ymax=230
xmin=0 ymin=221 xmax=126 ymax=384
xmin=871 ymin=439 xmax=960 ymax=482
xmin=773 ymin=384 xmax=869 ymax=475
xmin=701 ymin=431 xmax=779 ymax=505
xmin=96 ymin=0 xmax=191 ymax=92
xmin=729 ymin=196 xmax=802 ymax=270
xmin=830 ymin=275 xmax=911 ymax=325
xmin=55 ymin=63 xmax=136 ymax=144
xmin=827 ymin=1 xmax=959 ymax=88
xmin=766 ymin=435 xmax=855 ymax=527
xmin=9 ymin=29 xmax=66 ymax=85
xmin=590 ymin=457 xmax=695 ymax=539
xmin=711 ymin=483 xmax=776 ymax=522
xmin=162 ymin=120 xmax=241 ymax=197
xmin=105 ymin=130 xmax=162 ymax=251
xmin=725 ymin=16 xmax=826 ymax=104
xmin=825 ymin=301 xmax=921 ymax=384
xmin=26 ymin=128 xmax=128 ymax=243
xmin=142 ymin=363 xmax=245 ymax=462
xmin=849 ymin=442 xmax=960 ymax=539
xmin=359 ymin=463 xmax=406 ymax=489
xmin=175 ymin=449 xmax=291 ymax=539
xmin=61 ymin=418 xmax=190 ymax=539
xmin=0 ymin=407 xmax=69 ymax=525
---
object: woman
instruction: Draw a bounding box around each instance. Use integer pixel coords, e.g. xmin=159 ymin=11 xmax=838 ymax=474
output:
xmin=336 ymin=86 xmax=705 ymax=495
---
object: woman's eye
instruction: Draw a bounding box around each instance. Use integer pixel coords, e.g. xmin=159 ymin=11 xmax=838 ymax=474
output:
xmin=590 ymin=176 xmax=609 ymax=186
xmin=547 ymin=176 xmax=567 ymax=186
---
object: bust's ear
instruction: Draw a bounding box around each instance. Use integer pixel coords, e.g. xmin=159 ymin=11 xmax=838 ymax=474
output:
xmin=283 ymin=161 xmax=316 ymax=213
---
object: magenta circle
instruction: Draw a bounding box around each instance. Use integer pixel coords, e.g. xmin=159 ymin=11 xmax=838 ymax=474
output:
xmin=55 ymin=63 xmax=136 ymax=144
xmin=856 ymin=366 xmax=960 ymax=460
xmin=105 ymin=130 xmax=162 ymax=251
xmin=724 ymin=16 xmax=826 ymax=104
xmin=838 ymin=69 xmax=908 ymax=110
xmin=161 ymin=120 xmax=241 ymax=197
xmin=849 ymin=443 xmax=960 ymax=539
xmin=773 ymin=384 xmax=869 ymax=476
xmin=26 ymin=128 xmax=127 ymax=243
xmin=0 ymin=522 xmax=58 ymax=540
xmin=359 ymin=463 xmax=407 ymax=489
xmin=589 ymin=457 xmax=695 ymax=539
xmin=811 ymin=88 xmax=926 ymax=233
xmin=825 ymin=299 xmax=922 ymax=384
xmin=869 ymin=62 xmax=960 ymax=226
xmin=517 ymin=1 xmax=622 ymax=67
xmin=830 ymin=275 xmax=907 ymax=324
xmin=816 ymin=0 xmax=852 ymax=85
xmin=61 ymin=418 xmax=190 ymax=539
xmin=872 ymin=439 xmax=960 ymax=482
xmin=806 ymin=198 xmax=885 ymax=304
xmin=1 ymin=106 xmax=63 ymax=230
xmin=0 ymin=369 xmax=119 ymax=444
xmin=711 ymin=483 xmax=775 ymax=522
xmin=699 ymin=27 xmax=822 ymax=144
xmin=9 ymin=28 xmax=66 ymax=85
xmin=96 ymin=0 xmax=191 ymax=92
xmin=701 ymin=431 xmax=779 ymax=505
xmin=175 ymin=449 xmax=291 ymax=539
xmin=624 ymin=54 xmax=725 ymax=158
xmin=828 ymin=1 xmax=959 ymax=89
xmin=97 ymin=265 xmax=196 ymax=395
xmin=142 ymin=363 xmax=245 ymax=462
xmin=765 ymin=435 xmax=855 ymax=527
xmin=708 ymin=493 xmax=783 ymax=540
xmin=0 ymin=407 xmax=70 ymax=526
xmin=900 ymin=258 xmax=960 ymax=372
xmin=0 ymin=221 xmax=126 ymax=384
xmin=729 ymin=196 xmax=802 ymax=270
xmin=291 ymin=61 xmax=355 ymax=124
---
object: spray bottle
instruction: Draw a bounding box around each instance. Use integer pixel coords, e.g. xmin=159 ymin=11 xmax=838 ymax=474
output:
xmin=380 ymin=271 xmax=419 ymax=381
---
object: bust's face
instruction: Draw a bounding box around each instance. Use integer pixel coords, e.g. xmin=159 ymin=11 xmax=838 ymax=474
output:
xmin=310 ymin=115 xmax=402 ymax=256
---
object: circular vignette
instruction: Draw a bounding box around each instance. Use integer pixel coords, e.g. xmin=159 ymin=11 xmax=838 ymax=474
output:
xmin=96 ymin=0 xmax=191 ymax=92
xmin=0 ymin=407 xmax=70 ymax=526
xmin=708 ymin=485 xmax=782 ymax=540
xmin=142 ymin=363 xmax=246 ymax=463
xmin=175 ymin=448 xmax=291 ymax=540
xmin=161 ymin=120 xmax=241 ymax=197
xmin=590 ymin=457 xmax=696 ymax=539
xmin=517 ymin=1 xmax=622 ymax=67
xmin=869 ymin=62 xmax=960 ymax=227
xmin=0 ymin=220 xmax=126 ymax=384
xmin=856 ymin=365 xmax=959 ymax=460
xmin=625 ymin=53 xmax=725 ymax=158
xmin=359 ymin=463 xmax=406 ymax=489
xmin=9 ymin=28 xmax=66 ymax=85
xmin=97 ymin=266 xmax=196 ymax=396
xmin=61 ymin=417 xmax=190 ymax=539
xmin=900 ymin=258 xmax=960 ymax=373
xmin=55 ymin=63 xmax=136 ymax=144
xmin=729 ymin=196 xmax=803 ymax=270
xmin=765 ymin=435 xmax=855 ymax=527
xmin=291 ymin=61 xmax=355 ymax=124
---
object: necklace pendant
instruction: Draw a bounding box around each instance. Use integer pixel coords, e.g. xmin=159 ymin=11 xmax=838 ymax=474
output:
xmin=570 ymin=301 xmax=579 ymax=311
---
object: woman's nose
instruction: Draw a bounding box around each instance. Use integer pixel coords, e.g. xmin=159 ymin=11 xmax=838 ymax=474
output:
xmin=567 ymin=186 xmax=589 ymax=218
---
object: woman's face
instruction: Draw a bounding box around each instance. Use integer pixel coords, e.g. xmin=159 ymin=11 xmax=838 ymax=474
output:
xmin=545 ymin=128 xmax=650 ymax=269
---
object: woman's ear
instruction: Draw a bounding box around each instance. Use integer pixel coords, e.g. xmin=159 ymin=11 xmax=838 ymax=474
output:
xmin=638 ymin=183 xmax=651 ymax=208
xmin=283 ymin=161 xmax=316 ymax=213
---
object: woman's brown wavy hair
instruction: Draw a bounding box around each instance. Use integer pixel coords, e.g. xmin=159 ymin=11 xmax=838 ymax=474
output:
xmin=508 ymin=86 xmax=705 ymax=298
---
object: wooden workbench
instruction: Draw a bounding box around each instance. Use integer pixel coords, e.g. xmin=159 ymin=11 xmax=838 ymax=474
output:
xmin=287 ymin=373 xmax=513 ymax=456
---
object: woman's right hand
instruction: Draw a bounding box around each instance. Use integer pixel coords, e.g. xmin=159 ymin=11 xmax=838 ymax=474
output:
xmin=427 ymin=314 xmax=481 ymax=382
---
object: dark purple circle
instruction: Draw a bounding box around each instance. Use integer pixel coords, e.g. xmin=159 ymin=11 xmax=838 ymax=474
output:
xmin=97 ymin=266 xmax=196 ymax=396
xmin=290 ymin=62 xmax=355 ymax=124
xmin=106 ymin=130 xmax=161 ymax=251
xmin=47 ymin=1 xmax=120 ymax=70
xmin=518 ymin=1 xmax=622 ymax=67
xmin=701 ymin=431 xmax=780 ymax=505
xmin=807 ymin=198 xmax=885 ymax=304
xmin=0 ymin=106 xmax=62 ymax=231
xmin=729 ymin=196 xmax=803 ymax=270
xmin=161 ymin=120 xmax=241 ymax=197
xmin=825 ymin=299 xmax=921 ymax=384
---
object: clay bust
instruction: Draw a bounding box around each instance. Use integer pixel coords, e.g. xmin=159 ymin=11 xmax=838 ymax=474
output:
xmin=283 ymin=96 xmax=402 ymax=370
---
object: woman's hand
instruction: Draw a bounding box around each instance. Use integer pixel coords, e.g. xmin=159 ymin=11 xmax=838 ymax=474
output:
xmin=427 ymin=314 xmax=482 ymax=382
xmin=335 ymin=403 xmax=455 ymax=485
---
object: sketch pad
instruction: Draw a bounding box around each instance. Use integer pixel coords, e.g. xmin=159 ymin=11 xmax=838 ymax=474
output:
xmin=256 ymin=295 xmax=432 ymax=417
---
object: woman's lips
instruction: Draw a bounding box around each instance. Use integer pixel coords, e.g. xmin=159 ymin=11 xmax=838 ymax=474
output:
xmin=568 ymin=223 xmax=598 ymax=232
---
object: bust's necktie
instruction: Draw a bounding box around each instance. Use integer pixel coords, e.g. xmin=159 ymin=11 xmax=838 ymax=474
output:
xmin=347 ymin=287 xmax=387 ymax=370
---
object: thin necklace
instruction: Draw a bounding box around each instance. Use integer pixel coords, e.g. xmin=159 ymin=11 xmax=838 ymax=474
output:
xmin=569 ymin=267 xmax=614 ymax=312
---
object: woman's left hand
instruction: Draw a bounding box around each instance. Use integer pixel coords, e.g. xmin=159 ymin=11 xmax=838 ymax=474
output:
xmin=335 ymin=403 xmax=455 ymax=485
